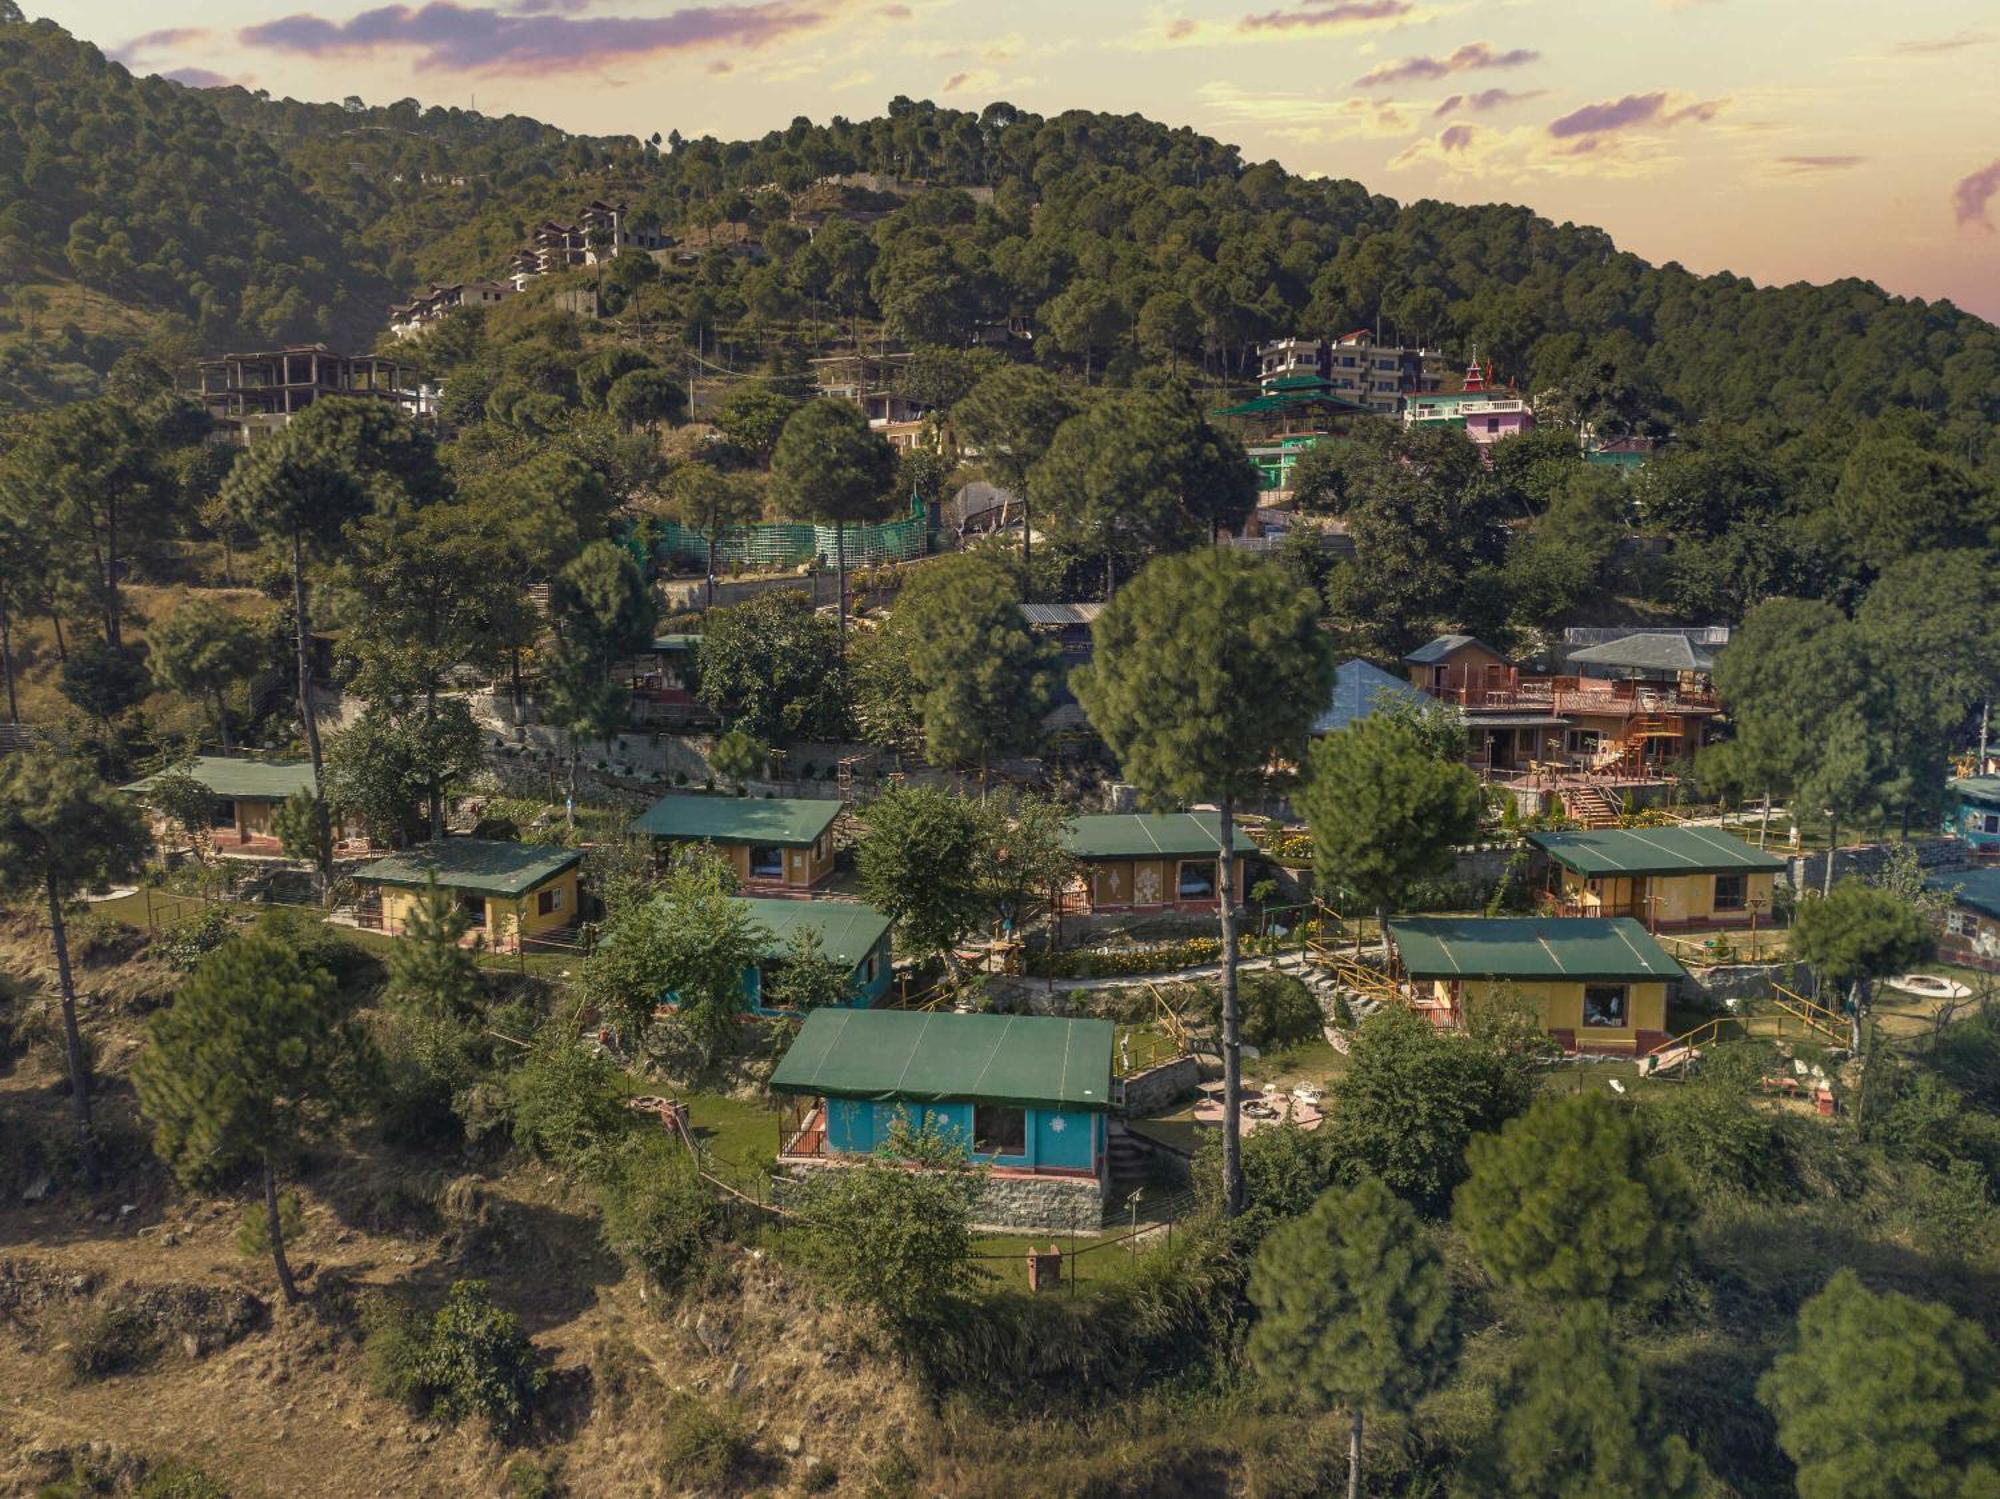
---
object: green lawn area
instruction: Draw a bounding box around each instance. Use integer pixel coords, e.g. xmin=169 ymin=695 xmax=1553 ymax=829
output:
xmin=660 ymin=1088 xmax=783 ymax=1172
xmin=971 ymin=1228 xmax=1168 ymax=1287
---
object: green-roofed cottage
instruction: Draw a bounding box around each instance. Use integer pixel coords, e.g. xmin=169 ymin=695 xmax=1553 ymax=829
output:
xmin=772 ymin=1008 xmax=1113 ymax=1230
xmin=120 ymin=755 xmax=355 ymax=857
xmin=352 ymin=838 xmax=582 ymax=952
xmin=740 ymin=898 xmax=893 ymax=1011
xmin=1061 ymin=812 xmax=1258 ymax=914
xmin=1946 ymin=776 xmax=2000 ymax=858
xmin=1528 ymin=827 xmax=1784 ymax=928
xmin=1387 ymin=915 xmax=1684 ymax=1056
xmin=631 ymin=794 xmax=842 ymax=891
xmin=1929 ymin=866 xmax=2000 ymax=972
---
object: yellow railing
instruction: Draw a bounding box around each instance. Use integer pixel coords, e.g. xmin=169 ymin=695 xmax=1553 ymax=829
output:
xmin=1772 ymin=983 xmax=1846 ymax=1044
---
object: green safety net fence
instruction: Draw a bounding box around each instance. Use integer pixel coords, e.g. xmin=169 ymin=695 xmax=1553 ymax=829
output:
xmin=655 ymin=496 xmax=929 ymax=570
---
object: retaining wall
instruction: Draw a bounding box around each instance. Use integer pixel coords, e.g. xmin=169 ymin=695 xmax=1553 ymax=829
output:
xmin=1118 ymin=1056 xmax=1201 ymax=1116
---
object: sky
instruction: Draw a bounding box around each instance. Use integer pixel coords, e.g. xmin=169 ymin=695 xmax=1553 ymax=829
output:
xmin=54 ymin=0 xmax=2000 ymax=321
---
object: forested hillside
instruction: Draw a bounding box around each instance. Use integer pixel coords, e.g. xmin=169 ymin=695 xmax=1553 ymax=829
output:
xmin=0 ymin=9 xmax=1994 ymax=459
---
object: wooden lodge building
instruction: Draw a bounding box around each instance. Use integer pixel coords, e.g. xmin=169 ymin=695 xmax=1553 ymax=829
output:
xmin=630 ymin=795 xmax=841 ymax=892
xmin=1386 ymin=915 xmax=1685 ymax=1057
xmin=122 ymin=756 xmax=359 ymax=858
xmin=1528 ymin=827 xmax=1785 ymax=930
xmin=772 ymin=1008 xmax=1113 ymax=1231
xmin=1061 ymin=813 xmax=1258 ymax=915
xmin=351 ymin=839 xmax=582 ymax=952
xmin=1402 ymin=634 xmax=1721 ymax=790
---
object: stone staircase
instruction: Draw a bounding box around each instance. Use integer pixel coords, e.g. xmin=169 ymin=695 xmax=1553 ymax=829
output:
xmin=1106 ymin=1119 xmax=1156 ymax=1183
xmin=1561 ymin=785 xmax=1622 ymax=828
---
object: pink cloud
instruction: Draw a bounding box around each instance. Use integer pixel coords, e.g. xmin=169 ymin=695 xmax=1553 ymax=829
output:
xmin=1356 ymin=41 xmax=1538 ymax=87
xmin=1954 ymin=160 xmax=2000 ymax=229
xmin=238 ymin=1 xmax=851 ymax=75
xmin=1773 ymin=154 xmax=1864 ymax=174
xmin=164 ymin=66 xmax=234 ymax=87
xmin=943 ymin=70 xmax=969 ymax=91
xmin=1439 ymin=124 xmax=1475 ymax=152
xmin=1239 ymin=1 xmax=1410 ymax=34
xmin=1548 ymin=91 xmax=1724 ymax=140
xmin=1433 ymin=87 xmax=1543 ymax=117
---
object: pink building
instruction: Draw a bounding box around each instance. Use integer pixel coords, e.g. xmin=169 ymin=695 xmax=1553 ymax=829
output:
xmin=1403 ymin=361 xmax=1535 ymax=450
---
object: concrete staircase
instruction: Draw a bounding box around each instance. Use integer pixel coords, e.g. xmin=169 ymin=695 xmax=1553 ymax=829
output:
xmin=1562 ymin=785 xmax=1622 ymax=828
xmin=1106 ymin=1119 xmax=1155 ymax=1183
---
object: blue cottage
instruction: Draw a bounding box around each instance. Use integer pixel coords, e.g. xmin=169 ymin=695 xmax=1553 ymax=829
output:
xmin=771 ymin=1009 xmax=1114 ymax=1229
xmin=655 ymin=897 xmax=894 ymax=1018
xmin=1946 ymin=777 xmax=2000 ymax=858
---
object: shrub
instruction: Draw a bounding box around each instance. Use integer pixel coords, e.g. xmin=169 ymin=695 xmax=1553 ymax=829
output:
xmin=658 ymin=1394 xmax=761 ymax=1492
xmin=1199 ymin=970 xmax=1321 ymax=1052
xmin=235 ymin=1189 xmax=305 ymax=1260
xmin=1647 ymin=1080 xmax=1782 ymax=1196
xmin=151 ymin=907 xmax=239 ymax=975
xmin=365 ymin=1280 xmax=547 ymax=1436
xmin=596 ymin=1136 xmax=721 ymax=1293
xmin=505 ymin=1024 xmax=631 ymax=1173
xmin=67 ymin=1302 xmax=166 ymax=1381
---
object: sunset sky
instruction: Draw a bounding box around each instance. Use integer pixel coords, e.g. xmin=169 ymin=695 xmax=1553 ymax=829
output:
xmin=58 ymin=0 xmax=2000 ymax=320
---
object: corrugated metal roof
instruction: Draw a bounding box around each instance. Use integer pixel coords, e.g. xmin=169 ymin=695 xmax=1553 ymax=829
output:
xmin=769 ymin=1008 xmax=1114 ymax=1111
xmin=1403 ymin=635 xmax=1504 ymax=665
xmin=1313 ymin=657 xmax=1429 ymax=736
xmin=1953 ymin=777 xmax=2000 ymax=808
xmin=1932 ymin=868 xmax=2000 ymax=920
xmin=1528 ymin=827 xmax=1785 ymax=876
xmin=740 ymin=898 xmax=891 ymax=967
xmin=1389 ymin=916 xmax=1684 ymax=982
xmin=1566 ymin=634 xmax=1715 ymax=673
xmin=355 ymin=839 xmax=581 ymax=896
xmin=1062 ymin=813 xmax=1259 ymax=860
xmin=631 ymin=794 xmax=841 ymax=846
xmin=121 ymin=756 xmax=315 ymax=802
xmin=1018 ymin=603 xmax=1104 ymax=627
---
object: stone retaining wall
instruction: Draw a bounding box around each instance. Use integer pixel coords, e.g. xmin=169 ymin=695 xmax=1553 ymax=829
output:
xmin=1788 ymin=836 xmax=1963 ymax=894
xmin=1118 ymin=1056 xmax=1200 ymax=1116
xmin=1680 ymin=961 xmax=1808 ymax=1009
xmin=776 ymin=1162 xmax=1107 ymax=1232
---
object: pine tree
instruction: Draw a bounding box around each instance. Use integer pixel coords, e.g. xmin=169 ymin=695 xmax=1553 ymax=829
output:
xmin=385 ymin=874 xmax=482 ymax=1023
xmin=1073 ymin=548 xmax=1331 ymax=1215
xmin=768 ymin=398 xmax=898 ymax=644
xmin=1454 ymin=1090 xmax=1691 ymax=1304
xmin=133 ymin=925 xmax=379 ymax=1302
xmin=1790 ymin=879 xmax=1934 ymax=1052
xmin=1299 ymin=713 xmax=1483 ymax=940
xmin=1454 ymin=1302 xmax=1706 ymax=1499
xmin=1247 ymin=1176 xmax=1457 ymax=1499
xmin=0 ymin=751 xmax=150 ymax=1174
xmin=1758 ymin=1269 xmax=2000 ymax=1499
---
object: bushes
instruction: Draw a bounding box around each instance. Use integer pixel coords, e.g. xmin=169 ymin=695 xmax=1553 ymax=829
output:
xmin=1648 ymin=1080 xmax=1784 ymax=1196
xmin=65 ymin=1302 xmax=166 ymax=1381
xmin=596 ymin=1135 xmax=721 ymax=1293
xmin=151 ymin=905 xmax=234 ymax=972
xmin=657 ymin=1394 xmax=765 ymax=1492
xmin=1197 ymin=970 xmax=1321 ymax=1052
xmin=1032 ymin=937 xmax=1220 ymax=980
xmin=504 ymin=1023 xmax=630 ymax=1173
xmin=365 ymin=1279 xmax=547 ymax=1436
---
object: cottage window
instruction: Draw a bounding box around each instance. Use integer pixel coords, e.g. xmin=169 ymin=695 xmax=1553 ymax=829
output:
xmin=749 ymin=844 xmax=784 ymax=879
xmin=458 ymin=892 xmax=488 ymax=929
xmin=210 ymin=797 xmax=237 ymax=830
xmin=1582 ymin=985 xmax=1628 ymax=1028
xmin=1567 ymin=729 xmax=1604 ymax=755
xmin=1713 ymin=874 xmax=1747 ymax=913
xmin=1947 ymin=910 xmax=1976 ymax=938
xmin=1982 ymin=813 xmax=2000 ymax=836
xmin=537 ymin=885 xmax=565 ymax=917
xmin=1177 ymin=861 xmax=1216 ymax=900
xmin=973 ymin=1104 xmax=1026 ymax=1156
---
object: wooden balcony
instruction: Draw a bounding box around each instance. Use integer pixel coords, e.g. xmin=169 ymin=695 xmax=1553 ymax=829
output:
xmin=1426 ymin=678 xmax=1718 ymax=717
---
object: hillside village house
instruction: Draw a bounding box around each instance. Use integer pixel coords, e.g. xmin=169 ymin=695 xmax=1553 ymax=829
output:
xmin=193 ymin=345 xmax=413 ymax=445
xmin=1929 ymin=868 xmax=2000 ymax=972
xmin=772 ymin=1008 xmax=1113 ymax=1230
xmin=1402 ymin=361 xmax=1535 ymax=451
xmin=388 ymin=280 xmax=514 ymax=339
xmin=1061 ymin=813 xmax=1258 ymax=914
xmin=630 ymin=795 xmax=841 ymax=892
xmin=1387 ymin=915 xmax=1685 ymax=1057
xmin=352 ymin=839 xmax=581 ymax=952
xmin=1404 ymin=634 xmax=1719 ymax=797
xmin=1946 ymin=777 xmax=2000 ymax=859
xmin=809 ymin=351 xmax=930 ymax=448
xmin=121 ymin=756 xmax=357 ymax=857
xmin=734 ymin=899 xmax=894 ymax=1013
xmin=1528 ymin=827 xmax=1785 ymax=929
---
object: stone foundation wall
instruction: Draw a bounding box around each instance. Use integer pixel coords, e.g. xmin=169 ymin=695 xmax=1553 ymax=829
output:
xmin=1680 ymin=961 xmax=1809 ymax=1009
xmin=775 ymin=1162 xmax=1107 ymax=1233
xmin=1118 ymin=1057 xmax=1200 ymax=1116
xmin=1789 ymin=837 xmax=1963 ymax=894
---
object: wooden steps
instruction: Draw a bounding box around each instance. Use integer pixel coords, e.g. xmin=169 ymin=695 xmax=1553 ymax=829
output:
xmin=1561 ymin=785 xmax=1622 ymax=828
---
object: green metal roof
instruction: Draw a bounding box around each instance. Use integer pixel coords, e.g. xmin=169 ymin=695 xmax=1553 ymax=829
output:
xmin=121 ymin=756 xmax=314 ymax=803
xmin=1528 ymin=827 xmax=1784 ymax=877
xmin=1389 ymin=916 xmax=1684 ymax=982
xmin=1062 ymin=813 xmax=1258 ymax=860
xmin=1212 ymin=382 xmax=1374 ymax=419
xmin=1403 ymin=634 xmax=1502 ymax=665
xmin=1930 ymin=868 xmax=1998 ymax=920
xmin=769 ymin=1008 xmax=1114 ymax=1112
xmin=1565 ymin=634 xmax=1714 ymax=674
xmin=1952 ymin=777 xmax=2000 ymax=808
xmin=741 ymin=898 xmax=891 ymax=968
xmin=355 ymin=839 xmax=582 ymax=896
xmin=649 ymin=634 xmax=702 ymax=653
xmin=631 ymin=794 xmax=841 ymax=846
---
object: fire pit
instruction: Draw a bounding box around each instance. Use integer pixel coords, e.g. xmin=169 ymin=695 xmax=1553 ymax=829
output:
xmin=1885 ymin=974 xmax=1972 ymax=1000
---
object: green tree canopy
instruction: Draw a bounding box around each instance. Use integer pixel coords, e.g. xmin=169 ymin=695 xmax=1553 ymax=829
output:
xmin=857 ymin=784 xmax=994 ymax=966
xmin=1790 ymin=878 xmax=1934 ymax=1050
xmin=1248 ymin=1176 xmax=1457 ymax=1499
xmin=0 ymin=750 xmax=150 ymax=1168
xmin=133 ymin=924 xmax=379 ymax=1300
xmin=1454 ymin=1090 xmax=1691 ymax=1303
xmin=1300 ymin=713 xmax=1483 ymax=926
xmin=1454 ymin=1301 xmax=1706 ymax=1499
xmin=1758 ymin=1268 xmax=2000 ymax=1499
xmin=147 ymin=597 xmax=265 ymax=752
xmin=768 ymin=397 xmax=899 ymax=638
xmin=695 ymin=590 xmax=847 ymax=745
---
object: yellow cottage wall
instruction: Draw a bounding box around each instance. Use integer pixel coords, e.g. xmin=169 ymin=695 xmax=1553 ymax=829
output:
xmin=1556 ymin=867 xmax=1776 ymax=925
xmin=372 ymin=866 xmax=579 ymax=950
xmin=1436 ymin=976 xmax=1672 ymax=1051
